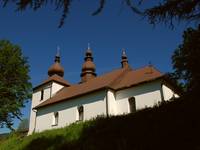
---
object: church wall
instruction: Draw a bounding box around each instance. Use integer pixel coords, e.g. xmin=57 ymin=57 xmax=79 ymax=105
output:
xmin=29 ymin=83 xmax=51 ymax=134
xmin=115 ymin=80 xmax=163 ymax=115
xmin=43 ymin=87 xmax=51 ymax=100
xmin=34 ymin=90 xmax=107 ymax=132
xmin=31 ymin=83 xmax=52 ymax=107
xmin=29 ymin=79 xmax=180 ymax=134
xmin=162 ymin=84 xmax=179 ymax=100
xmin=51 ymin=82 xmax=64 ymax=97
xmin=28 ymin=82 xmax=64 ymax=134
xmin=107 ymin=90 xmax=117 ymax=115
xmin=31 ymin=82 xmax=64 ymax=108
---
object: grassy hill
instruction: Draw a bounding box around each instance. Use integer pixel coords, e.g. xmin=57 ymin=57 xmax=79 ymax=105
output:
xmin=1 ymin=95 xmax=200 ymax=150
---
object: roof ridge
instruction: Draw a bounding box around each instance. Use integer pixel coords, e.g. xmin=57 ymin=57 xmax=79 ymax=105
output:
xmin=47 ymin=76 xmax=70 ymax=86
xmin=150 ymin=66 xmax=163 ymax=75
xmin=108 ymin=67 xmax=132 ymax=89
xmin=33 ymin=74 xmax=70 ymax=90
xmin=77 ymin=67 xmax=123 ymax=85
xmin=133 ymin=65 xmax=163 ymax=74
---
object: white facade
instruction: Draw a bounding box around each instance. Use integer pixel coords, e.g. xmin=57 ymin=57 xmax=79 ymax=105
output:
xmin=29 ymin=79 xmax=179 ymax=134
xmin=34 ymin=90 xmax=106 ymax=132
xmin=115 ymin=80 xmax=163 ymax=115
xmin=28 ymin=82 xmax=64 ymax=134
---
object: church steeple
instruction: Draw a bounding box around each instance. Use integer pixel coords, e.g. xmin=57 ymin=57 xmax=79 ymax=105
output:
xmin=121 ymin=49 xmax=129 ymax=68
xmin=80 ymin=45 xmax=96 ymax=83
xmin=48 ymin=48 xmax=64 ymax=77
xmin=54 ymin=47 xmax=60 ymax=63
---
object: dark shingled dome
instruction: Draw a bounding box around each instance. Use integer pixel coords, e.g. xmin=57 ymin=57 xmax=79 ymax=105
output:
xmin=48 ymin=54 xmax=64 ymax=77
xmin=80 ymin=48 xmax=97 ymax=82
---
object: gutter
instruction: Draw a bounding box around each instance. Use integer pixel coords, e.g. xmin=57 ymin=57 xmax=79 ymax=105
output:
xmin=32 ymin=109 xmax=37 ymax=133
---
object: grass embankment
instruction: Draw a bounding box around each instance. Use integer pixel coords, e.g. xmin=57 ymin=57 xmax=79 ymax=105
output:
xmin=1 ymin=95 xmax=200 ymax=150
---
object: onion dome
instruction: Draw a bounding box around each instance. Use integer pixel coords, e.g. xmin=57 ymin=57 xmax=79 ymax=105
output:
xmin=48 ymin=49 xmax=64 ymax=77
xmin=121 ymin=49 xmax=129 ymax=68
xmin=80 ymin=46 xmax=97 ymax=83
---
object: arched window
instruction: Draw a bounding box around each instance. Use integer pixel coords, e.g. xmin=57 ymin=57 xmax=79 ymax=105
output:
xmin=52 ymin=112 xmax=59 ymax=126
xmin=78 ymin=106 xmax=84 ymax=121
xmin=128 ymin=97 xmax=136 ymax=113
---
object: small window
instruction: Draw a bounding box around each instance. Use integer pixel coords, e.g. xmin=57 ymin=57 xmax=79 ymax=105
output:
xmin=78 ymin=106 xmax=84 ymax=121
xmin=128 ymin=97 xmax=136 ymax=113
xmin=41 ymin=89 xmax=44 ymax=101
xmin=52 ymin=112 xmax=59 ymax=126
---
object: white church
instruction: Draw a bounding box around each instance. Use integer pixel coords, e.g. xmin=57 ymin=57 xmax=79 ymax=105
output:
xmin=28 ymin=47 xmax=179 ymax=134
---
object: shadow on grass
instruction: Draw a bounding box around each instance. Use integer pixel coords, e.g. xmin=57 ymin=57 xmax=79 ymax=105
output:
xmin=24 ymin=95 xmax=200 ymax=150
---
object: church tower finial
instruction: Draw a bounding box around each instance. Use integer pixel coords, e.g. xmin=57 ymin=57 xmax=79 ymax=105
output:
xmin=48 ymin=48 xmax=64 ymax=77
xmin=121 ymin=49 xmax=129 ymax=68
xmin=55 ymin=46 xmax=60 ymax=63
xmin=80 ymin=45 xmax=96 ymax=83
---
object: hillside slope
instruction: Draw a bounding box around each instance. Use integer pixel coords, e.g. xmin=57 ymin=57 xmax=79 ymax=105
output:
xmin=1 ymin=95 xmax=200 ymax=150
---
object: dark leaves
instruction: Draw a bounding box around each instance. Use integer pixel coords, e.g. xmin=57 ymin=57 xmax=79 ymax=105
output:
xmin=125 ymin=0 xmax=143 ymax=15
xmin=172 ymin=25 xmax=200 ymax=93
xmin=92 ymin=0 xmax=105 ymax=16
xmin=144 ymin=0 xmax=200 ymax=28
xmin=2 ymin=0 xmax=200 ymax=28
xmin=58 ymin=0 xmax=71 ymax=28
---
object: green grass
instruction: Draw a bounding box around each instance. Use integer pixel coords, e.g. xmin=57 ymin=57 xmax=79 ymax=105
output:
xmin=1 ymin=95 xmax=200 ymax=150
xmin=0 ymin=121 xmax=92 ymax=150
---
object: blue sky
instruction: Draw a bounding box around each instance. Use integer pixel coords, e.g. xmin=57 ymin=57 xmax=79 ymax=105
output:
xmin=0 ymin=1 xmax=193 ymax=133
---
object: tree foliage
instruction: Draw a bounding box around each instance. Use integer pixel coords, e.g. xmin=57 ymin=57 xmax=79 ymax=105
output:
xmin=0 ymin=0 xmax=142 ymax=27
xmin=1 ymin=0 xmax=200 ymax=27
xmin=172 ymin=25 xmax=200 ymax=93
xmin=0 ymin=40 xmax=32 ymax=131
xmin=144 ymin=0 xmax=200 ymax=28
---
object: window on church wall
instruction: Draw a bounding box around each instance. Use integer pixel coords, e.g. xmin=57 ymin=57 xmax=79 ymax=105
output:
xmin=40 ymin=89 xmax=44 ymax=101
xmin=78 ymin=106 xmax=84 ymax=121
xmin=52 ymin=112 xmax=59 ymax=126
xmin=128 ymin=97 xmax=136 ymax=113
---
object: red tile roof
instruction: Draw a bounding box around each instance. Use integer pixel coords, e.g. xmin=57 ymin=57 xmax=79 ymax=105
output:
xmin=35 ymin=66 xmax=163 ymax=109
xmin=110 ymin=66 xmax=163 ymax=90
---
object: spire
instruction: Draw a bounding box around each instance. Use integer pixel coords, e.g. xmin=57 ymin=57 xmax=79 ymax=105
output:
xmin=48 ymin=48 xmax=64 ymax=77
xmin=121 ymin=49 xmax=129 ymax=68
xmin=80 ymin=45 xmax=96 ymax=83
xmin=55 ymin=46 xmax=60 ymax=63
xmin=148 ymin=61 xmax=153 ymax=74
xmin=148 ymin=61 xmax=152 ymax=67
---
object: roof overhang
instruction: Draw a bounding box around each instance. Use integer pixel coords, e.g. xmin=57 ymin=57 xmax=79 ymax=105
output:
xmin=34 ymin=76 xmax=165 ymax=109
xmin=33 ymin=80 xmax=69 ymax=91
xmin=34 ymin=87 xmax=107 ymax=109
